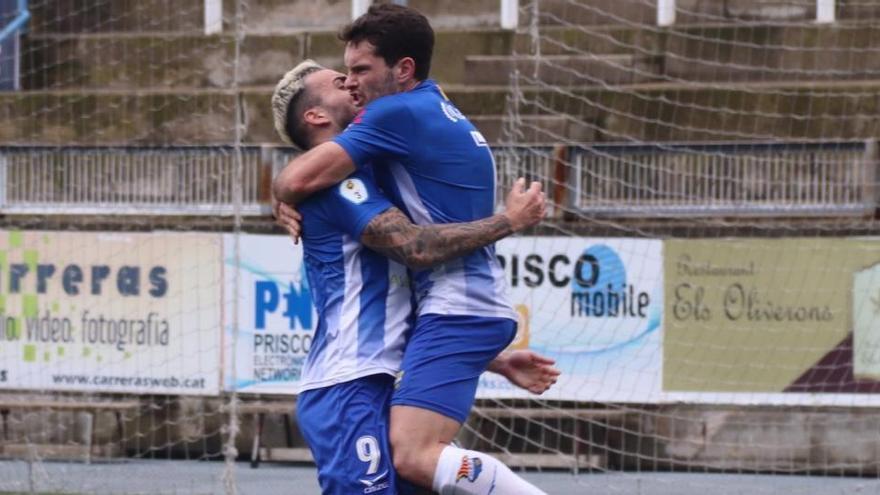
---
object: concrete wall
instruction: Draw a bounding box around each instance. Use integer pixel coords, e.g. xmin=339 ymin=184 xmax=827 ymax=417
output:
xmin=4 ymin=395 xmax=880 ymax=473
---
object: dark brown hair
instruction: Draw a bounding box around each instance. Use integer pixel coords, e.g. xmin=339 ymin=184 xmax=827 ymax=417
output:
xmin=339 ymin=3 xmax=434 ymax=81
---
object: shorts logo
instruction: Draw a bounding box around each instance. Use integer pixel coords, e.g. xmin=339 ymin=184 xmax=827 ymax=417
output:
xmin=455 ymin=455 xmax=483 ymax=483
xmin=393 ymin=370 xmax=404 ymax=390
xmin=339 ymin=178 xmax=369 ymax=204
xmin=360 ymin=470 xmax=390 ymax=493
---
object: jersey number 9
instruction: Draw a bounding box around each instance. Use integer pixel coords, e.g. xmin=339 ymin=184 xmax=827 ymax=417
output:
xmin=356 ymin=435 xmax=381 ymax=475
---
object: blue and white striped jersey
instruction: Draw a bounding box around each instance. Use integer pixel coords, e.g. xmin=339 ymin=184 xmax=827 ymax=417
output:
xmin=296 ymin=170 xmax=413 ymax=393
xmin=333 ymin=80 xmax=516 ymax=322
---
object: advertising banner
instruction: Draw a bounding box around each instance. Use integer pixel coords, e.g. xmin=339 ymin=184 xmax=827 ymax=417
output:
xmin=224 ymin=234 xmax=664 ymax=401
xmin=664 ymin=238 xmax=880 ymax=405
xmin=477 ymin=237 xmax=664 ymax=402
xmin=0 ymin=230 xmax=222 ymax=395
xmin=223 ymin=234 xmax=315 ymax=394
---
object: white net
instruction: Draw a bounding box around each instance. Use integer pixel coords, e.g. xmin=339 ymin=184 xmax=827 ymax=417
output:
xmin=0 ymin=1 xmax=252 ymax=493
xmin=457 ymin=0 xmax=880 ymax=493
xmin=1 ymin=1 xmax=880 ymax=494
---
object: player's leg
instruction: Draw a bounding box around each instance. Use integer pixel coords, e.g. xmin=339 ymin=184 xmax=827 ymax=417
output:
xmin=389 ymin=314 xmax=546 ymax=495
xmin=389 ymin=405 xmax=459 ymax=487
xmin=297 ymin=374 xmax=400 ymax=495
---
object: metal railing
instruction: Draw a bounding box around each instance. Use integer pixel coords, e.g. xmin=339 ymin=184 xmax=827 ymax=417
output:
xmin=0 ymin=146 xmax=273 ymax=215
xmin=1 ymin=141 xmax=876 ymax=218
xmin=568 ymin=141 xmax=878 ymax=217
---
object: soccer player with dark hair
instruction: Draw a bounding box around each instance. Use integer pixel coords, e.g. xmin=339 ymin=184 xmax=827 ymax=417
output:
xmin=272 ymin=59 xmax=556 ymax=495
xmin=273 ymin=5 xmax=551 ymax=493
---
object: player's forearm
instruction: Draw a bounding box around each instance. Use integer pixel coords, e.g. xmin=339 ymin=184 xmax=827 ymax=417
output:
xmin=412 ymin=215 xmax=513 ymax=269
xmin=272 ymin=142 xmax=356 ymax=204
xmin=361 ymin=208 xmax=513 ymax=271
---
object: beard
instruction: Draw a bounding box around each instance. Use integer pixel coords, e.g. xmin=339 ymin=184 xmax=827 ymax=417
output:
xmin=361 ymin=70 xmax=399 ymax=106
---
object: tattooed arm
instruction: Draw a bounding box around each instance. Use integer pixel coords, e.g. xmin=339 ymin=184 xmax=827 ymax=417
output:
xmin=361 ymin=208 xmax=514 ymax=270
xmin=360 ymin=178 xmax=546 ymax=270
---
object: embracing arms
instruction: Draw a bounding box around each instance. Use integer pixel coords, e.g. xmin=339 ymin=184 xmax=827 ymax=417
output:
xmin=359 ymin=179 xmax=545 ymax=270
xmin=274 ymin=177 xmax=547 ymax=270
xmin=272 ymin=142 xmax=355 ymax=206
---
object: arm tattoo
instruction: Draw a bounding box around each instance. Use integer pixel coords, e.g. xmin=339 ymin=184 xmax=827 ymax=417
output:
xmin=361 ymin=207 xmax=513 ymax=270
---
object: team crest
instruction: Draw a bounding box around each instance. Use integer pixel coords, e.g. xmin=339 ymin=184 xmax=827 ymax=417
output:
xmin=455 ymin=455 xmax=483 ymax=483
xmin=339 ymin=178 xmax=368 ymax=204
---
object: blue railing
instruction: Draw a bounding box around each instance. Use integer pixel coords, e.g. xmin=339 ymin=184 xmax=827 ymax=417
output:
xmin=0 ymin=0 xmax=28 ymax=44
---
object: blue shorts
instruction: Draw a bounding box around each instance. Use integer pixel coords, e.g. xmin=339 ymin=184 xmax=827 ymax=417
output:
xmin=390 ymin=314 xmax=517 ymax=424
xmin=297 ymin=374 xmax=400 ymax=495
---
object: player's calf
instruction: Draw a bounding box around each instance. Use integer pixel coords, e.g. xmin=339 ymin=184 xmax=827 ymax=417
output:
xmin=432 ymin=445 xmax=547 ymax=495
xmin=390 ymin=405 xmax=459 ymax=488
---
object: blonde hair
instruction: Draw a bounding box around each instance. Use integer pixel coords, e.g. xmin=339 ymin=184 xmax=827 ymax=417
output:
xmin=271 ymin=59 xmax=325 ymax=147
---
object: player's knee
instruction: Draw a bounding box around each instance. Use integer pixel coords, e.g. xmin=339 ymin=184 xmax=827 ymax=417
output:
xmin=392 ymin=448 xmax=424 ymax=483
xmin=390 ymin=434 xmax=430 ymax=484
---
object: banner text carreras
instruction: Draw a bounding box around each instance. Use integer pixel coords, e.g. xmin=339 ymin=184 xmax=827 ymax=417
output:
xmin=1 ymin=263 xmax=168 ymax=297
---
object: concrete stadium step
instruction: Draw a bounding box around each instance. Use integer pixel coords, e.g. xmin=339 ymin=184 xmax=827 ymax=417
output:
xmin=519 ymin=0 xmax=813 ymax=26
xmin=469 ymin=115 xmax=598 ymax=143
xmin=506 ymin=23 xmax=880 ymax=82
xmin=522 ymin=1 xmax=880 ymax=26
xmin=5 ymin=82 xmax=879 ymax=145
xmin=717 ymin=1 xmax=880 ymax=21
xmin=663 ymin=24 xmax=880 ymax=82
xmin=513 ymin=22 xmax=880 ymax=57
xmin=464 ymin=54 xmax=662 ymax=86
xmin=520 ymin=0 xmax=657 ymax=27
xmin=22 ymin=22 xmax=880 ymax=92
xmin=222 ymin=0 xmax=514 ymax=31
xmin=23 ymin=34 xmax=259 ymax=90
xmin=28 ymin=0 xmax=517 ymax=34
xmin=243 ymin=0 xmax=509 ymax=30
xmin=28 ymin=0 xmax=349 ymax=33
xmin=29 ymin=0 xmax=205 ymax=33
xmin=839 ymin=4 xmax=880 ymax=20
xmin=20 ymin=29 xmax=514 ymax=90
xmin=0 ymin=88 xmax=596 ymax=145
xmin=514 ymin=26 xmax=660 ymax=56
xmin=28 ymin=0 xmax=880 ymax=36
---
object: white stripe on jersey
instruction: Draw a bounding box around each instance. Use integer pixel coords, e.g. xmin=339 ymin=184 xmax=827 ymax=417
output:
xmin=303 ymin=292 xmax=340 ymax=387
xmin=390 ymin=163 xmax=516 ymax=321
xmin=298 ymin=236 xmax=409 ymax=393
xmin=390 ymin=163 xmax=432 ymax=225
xmin=489 ymin=249 xmax=515 ymax=318
xmin=382 ymin=261 xmax=411 ymax=370
xmin=339 ymin=235 xmax=362 ymax=370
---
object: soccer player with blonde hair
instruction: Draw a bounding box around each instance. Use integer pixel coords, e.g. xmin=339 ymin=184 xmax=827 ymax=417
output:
xmin=272 ymin=58 xmax=556 ymax=495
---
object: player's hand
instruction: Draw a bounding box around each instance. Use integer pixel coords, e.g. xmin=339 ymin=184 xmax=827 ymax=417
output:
xmin=272 ymin=197 xmax=303 ymax=244
xmin=492 ymin=350 xmax=560 ymax=395
xmin=503 ymin=177 xmax=546 ymax=232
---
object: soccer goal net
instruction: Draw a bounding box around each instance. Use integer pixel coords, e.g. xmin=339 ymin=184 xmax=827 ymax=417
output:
xmin=464 ymin=1 xmax=880 ymax=493
xmin=0 ymin=1 xmax=879 ymax=494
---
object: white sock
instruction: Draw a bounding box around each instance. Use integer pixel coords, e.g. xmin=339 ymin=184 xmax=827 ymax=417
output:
xmin=431 ymin=445 xmax=547 ymax=495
